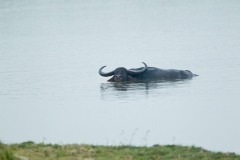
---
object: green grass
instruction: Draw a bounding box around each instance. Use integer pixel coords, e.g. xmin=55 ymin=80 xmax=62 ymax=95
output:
xmin=0 ymin=141 xmax=239 ymax=160
xmin=0 ymin=141 xmax=16 ymax=160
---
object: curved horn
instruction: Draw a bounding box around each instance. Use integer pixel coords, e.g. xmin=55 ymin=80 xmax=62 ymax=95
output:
xmin=127 ymin=62 xmax=148 ymax=75
xmin=99 ymin=66 xmax=115 ymax=77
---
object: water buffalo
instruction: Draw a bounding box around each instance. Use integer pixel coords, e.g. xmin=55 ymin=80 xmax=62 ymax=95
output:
xmin=99 ymin=62 xmax=198 ymax=82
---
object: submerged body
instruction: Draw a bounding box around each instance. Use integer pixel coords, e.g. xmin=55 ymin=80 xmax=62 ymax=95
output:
xmin=99 ymin=62 xmax=198 ymax=82
xmin=130 ymin=67 xmax=195 ymax=81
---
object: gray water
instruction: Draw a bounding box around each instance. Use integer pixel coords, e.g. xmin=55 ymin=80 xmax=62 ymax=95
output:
xmin=1 ymin=0 xmax=240 ymax=153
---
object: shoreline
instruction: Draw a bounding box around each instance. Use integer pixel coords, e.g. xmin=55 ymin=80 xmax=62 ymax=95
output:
xmin=1 ymin=141 xmax=239 ymax=160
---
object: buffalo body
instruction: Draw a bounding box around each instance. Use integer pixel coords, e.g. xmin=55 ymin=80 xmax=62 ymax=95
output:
xmin=99 ymin=62 xmax=198 ymax=82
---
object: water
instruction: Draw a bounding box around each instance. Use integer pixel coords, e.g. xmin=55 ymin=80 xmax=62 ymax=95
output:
xmin=1 ymin=0 xmax=240 ymax=153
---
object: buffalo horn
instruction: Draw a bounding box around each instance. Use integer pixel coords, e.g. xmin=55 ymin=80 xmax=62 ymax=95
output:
xmin=99 ymin=66 xmax=115 ymax=77
xmin=126 ymin=62 xmax=148 ymax=75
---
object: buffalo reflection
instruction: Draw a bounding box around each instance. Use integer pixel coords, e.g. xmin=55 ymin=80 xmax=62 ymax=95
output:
xmin=100 ymin=80 xmax=191 ymax=100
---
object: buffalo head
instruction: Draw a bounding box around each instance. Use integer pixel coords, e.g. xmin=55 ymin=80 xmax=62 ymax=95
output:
xmin=99 ymin=62 xmax=147 ymax=82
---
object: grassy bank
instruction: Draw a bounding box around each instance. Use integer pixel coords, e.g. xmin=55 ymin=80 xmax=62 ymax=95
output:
xmin=0 ymin=141 xmax=239 ymax=160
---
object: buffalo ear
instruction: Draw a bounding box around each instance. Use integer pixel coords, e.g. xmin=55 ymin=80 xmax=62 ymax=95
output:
xmin=107 ymin=76 xmax=114 ymax=82
xmin=128 ymin=75 xmax=137 ymax=82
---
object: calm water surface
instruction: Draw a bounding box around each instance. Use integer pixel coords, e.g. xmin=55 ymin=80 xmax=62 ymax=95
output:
xmin=1 ymin=0 xmax=240 ymax=153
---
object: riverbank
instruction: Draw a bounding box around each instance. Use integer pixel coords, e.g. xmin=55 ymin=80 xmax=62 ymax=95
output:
xmin=1 ymin=141 xmax=239 ymax=160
